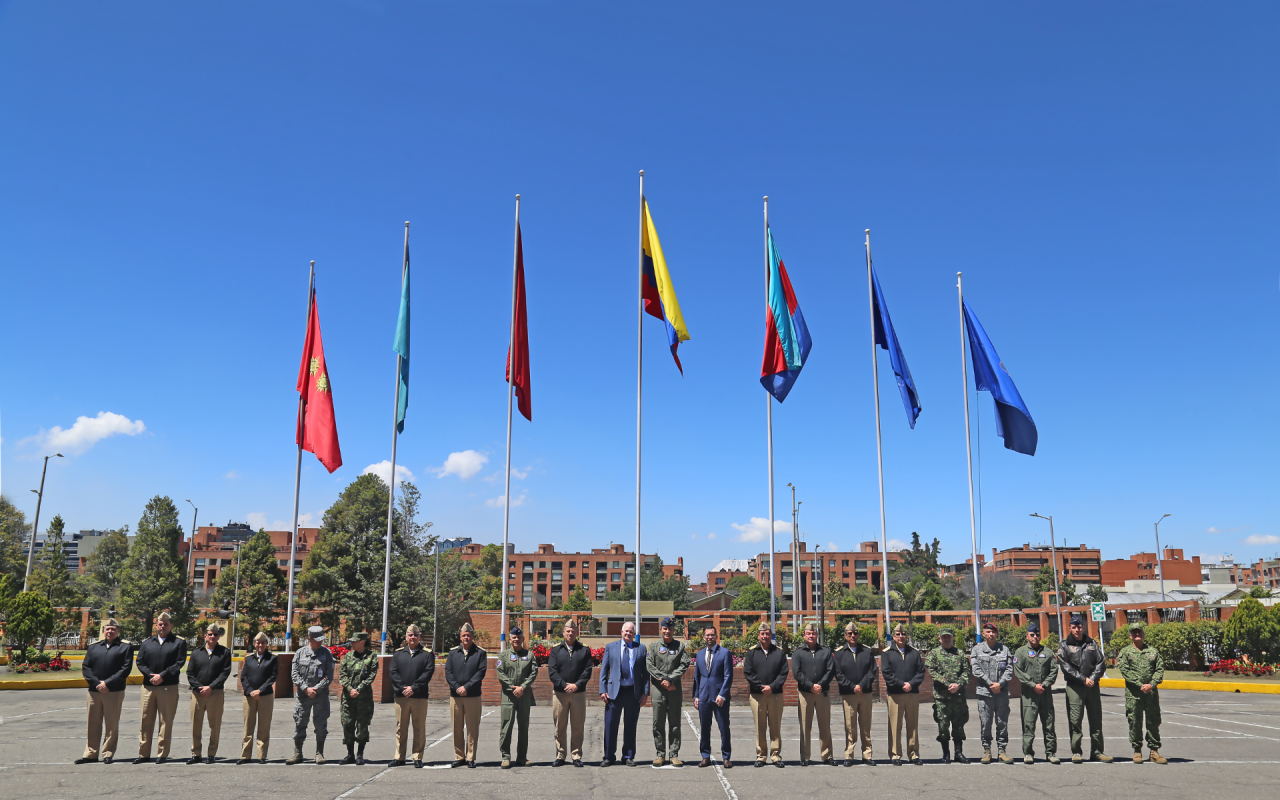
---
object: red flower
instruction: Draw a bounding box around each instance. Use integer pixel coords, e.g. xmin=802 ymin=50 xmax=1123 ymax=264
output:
xmin=590 ymin=647 xmax=604 ymax=666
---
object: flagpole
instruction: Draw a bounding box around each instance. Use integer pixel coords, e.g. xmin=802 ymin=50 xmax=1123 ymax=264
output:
xmin=284 ymin=261 xmax=314 ymax=655
xmin=764 ymin=197 xmax=777 ymax=638
xmin=958 ymin=272 xmax=982 ymax=640
xmin=865 ymin=232 xmax=892 ymax=644
xmin=635 ymin=170 xmax=644 ymax=636
xmin=378 ymin=223 xmax=410 ymax=656
xmin=500 ymin=196 xmax=521 ymax=649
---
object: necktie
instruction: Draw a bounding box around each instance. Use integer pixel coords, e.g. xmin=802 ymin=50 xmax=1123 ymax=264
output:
xmin=706 ymin=647 xmax=712 ymax=671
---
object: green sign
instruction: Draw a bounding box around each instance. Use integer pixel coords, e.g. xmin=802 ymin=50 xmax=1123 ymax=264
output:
xmin=1090 ymin=601 xmax=1106 ymax=622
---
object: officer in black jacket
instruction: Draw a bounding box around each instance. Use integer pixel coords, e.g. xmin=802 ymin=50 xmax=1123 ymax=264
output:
xmin=793 ymin=622 xmax=837 ymax=766
xmin=547 ymin=618 xmax=594 ymax=766
xmin=389 ymin=625 xmax=434 ymax=767
xmin=742 ymin=622 xmax=788 ymax=767
xmin=834 ymin=623 xmax=878 ymax=765
xmin=77 ymin=618 xmax=133 ymax=764
xmin=186 ymin=623 xmax=233 ymax=764
xmin=881 ymin=623 xmax=926 ymax=765
xmin=134 ymin=612 xmax=188 ymax=763
xmin=238 ymin=632 xmax=277 ymax=764
xmin=444 ymin=623 xmax=487 ymax=767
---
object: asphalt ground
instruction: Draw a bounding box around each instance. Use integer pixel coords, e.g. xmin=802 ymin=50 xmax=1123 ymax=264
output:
xmin=2 ymin=687 xmax=1277 ymax=800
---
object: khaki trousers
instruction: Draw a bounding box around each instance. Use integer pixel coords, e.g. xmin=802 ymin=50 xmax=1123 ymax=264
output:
xmin=85 ymin=690 xmax=126 ymax=759
xmin=394 ymin=697 xmax=429 ymax=760
xmin=190 ymin=689 xmax=225 ymax=757
xmin=240 ymin=694 xmax=274 ymax=760
xmin=552 ymin=690 xmax=586 ymax=760
xmin=749 ymin=693 xmax=784 ymax=762
xmin=841 ymin=693 xmax=874 ymax=759
xmin=797 ymin=690 xmax=833 ymax=762
xmin=886 ymin=692 xmax=921 ymax=760
xmin=138 ymin=685 xmax=179 ymax=758
xmin=450 ymin=696 xmax=482 ymax=761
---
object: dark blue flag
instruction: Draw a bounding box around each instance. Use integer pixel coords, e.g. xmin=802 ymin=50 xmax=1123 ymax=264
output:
xmin=871 ymin=268 xmax=921 ymax=427
xmin=962 ymin=300 xmax=1037 ymax=456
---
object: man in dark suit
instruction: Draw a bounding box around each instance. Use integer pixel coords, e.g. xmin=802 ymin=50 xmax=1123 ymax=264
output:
xmin=78 ymin=618 xmax=133 ymax=764
xmin=692 ymin=626 xmax=733 ymax=769
xmin=186 ymin=623 xmax=233 ymax=764
xmin=134 ymin=612 xmax=188 ymax=764
xmin=881 ymin=623 xmax=926 ymax=765
xmin=598 ymin=620 xmax=648 ymax=766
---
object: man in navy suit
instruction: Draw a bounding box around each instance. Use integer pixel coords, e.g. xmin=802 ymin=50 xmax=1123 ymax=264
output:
xmin=693 ymin=626 xmax=733 ymax=769
xmin=599 ymin=621 xmax=649 ymax=766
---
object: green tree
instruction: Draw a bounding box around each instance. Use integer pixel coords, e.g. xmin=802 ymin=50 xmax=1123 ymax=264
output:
xmin=28 ymin=514 xmax=84 ymax=647
xmin=605 ymin=555 xmax=692 ymax=610
xmin=561 ymin=586 xmax=592 ymax=612
xmin=1247 ymin=585 xmax=1274 ymax=599
xmin=726 ymin=574 xmax=759 ymax=592
xmin=1005 ymin=595 xmax=1027 ymax=610
xmin=119 ymin=496 xmax=194 ymax=640
xmin=730 ymin=582 xmax=773 ymax=611
xmin=7 ymin=590 xmax=54 ymax=659
xmin=78 ymin=527 xmax=130 ymax=620
xmin=211 ymin=528 xmax=286 ymax=646
xmin=835 ymin=583 xmax=885 ymax=611
xmin=889 ymin=576 xmax=932 ymax=639
xmin=1085 ymin=584 xmax=1107 ymax=603
xmin=896 ymin=532 xmax=941 ymax=573
xmin=474 ymin=543 xmax=504 ymax=577
xmin=0 ymin=495 xmax=31 ymax=587
xmin=1224 ymin=597 xmax=1280 ymax=662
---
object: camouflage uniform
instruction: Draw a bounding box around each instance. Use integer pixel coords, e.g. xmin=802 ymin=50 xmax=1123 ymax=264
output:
xmin=970 ymin=640 xmax=1014 ymax=754
xmin=647 ymin=636 xmax=690 ymax=760
xmin=1013 ymin=642 xmax=1059 ymax=758
xmin=925 ymin=643 xmax=970 ymax=744
xmin=496 ymin=646 xmax=538 ymax=763
xmin=1118 ymin=640 xmax=1164 ymax=753
xmin=290 ymin=641 xmax=335 ymax=757
xmin=338 ymin=647 xmax=378 ymax=746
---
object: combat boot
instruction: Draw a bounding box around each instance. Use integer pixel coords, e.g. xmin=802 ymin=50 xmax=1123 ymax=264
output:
xmin=1071 ymin=753 xmax=1082 ymax=764
xmin=1132 ymin=751 xmax=1143 ymax=764
xmin=315 ymin=735 xmax=326 ymax=765
xmin=1149 ymin=751 xmax=1167 ymax=765
xmin=1024 ymin=754 xmax=1034 ymax=765
xmin=1047 ymin=755 xmax=1060 ymax=765
xmin=998 ymin=750 xmax=1014 ymax=764
xmin=286 ymin=743 xmax=304 ymax=765
xmin=953 ymin=741 xmax=969 ymax=764
xmin=941 ymin=742 xmax=951 ymax=764
xmin=356 ymin=744 xmax=365 ymax=766
xmin=1092 ymin=752 xmax=1113 ymax=763
xmin=340 ymin=744 xmax=356 ymax=765
xmin=981 ymin=749 xmax=992 ymax=765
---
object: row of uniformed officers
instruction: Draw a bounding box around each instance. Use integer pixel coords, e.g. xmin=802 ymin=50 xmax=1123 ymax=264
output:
xmin=74 ymin=612 xmax=1168 ymax=768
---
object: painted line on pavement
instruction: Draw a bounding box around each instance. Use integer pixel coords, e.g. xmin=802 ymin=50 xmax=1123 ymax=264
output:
xmin=683 ymin=709 xmax=738 ymax=800
xmin=0 ymin=706 xmax=82 ymax=722
xmin=1101 ymin=709 xmax=1279 ymax=741
xmin=1165 ymin=711 xmax=1280 ymax=731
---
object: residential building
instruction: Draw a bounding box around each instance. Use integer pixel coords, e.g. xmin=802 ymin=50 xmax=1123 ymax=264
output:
xmin=188 ymin=523 xmax=319 ymax=599
xmin=749 ymin=541 xmax=901 ymax=612
xmin=943 ymin=552 xmax=986 ymax=578
xmin=23 ymin=529 xmax=108 ymax=574
xmin=706 ymin=559 xmax=750 ymax=591
xmin=1100 ymin=548 xmax=1202 ymax=587
xmin=437 ymin=536 xmax=473 ymax=553
xmin=1198 ymin=555 xmax=1278 ymax=588
xmin=983 ymin=543 xmax=1101 ymax=584
xmin=453 ymin=542 xmax=683 ymax=610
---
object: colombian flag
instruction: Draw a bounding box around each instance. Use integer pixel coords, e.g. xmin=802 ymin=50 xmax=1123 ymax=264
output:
xmin=760 ymin=228 xmax=812 ymax=402
xmin=641 ymin=199 xmax=691 ymax=373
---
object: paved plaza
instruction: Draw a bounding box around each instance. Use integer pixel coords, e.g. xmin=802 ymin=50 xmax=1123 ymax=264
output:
xmin=2 ymin=687 xmax=1277 ymax=800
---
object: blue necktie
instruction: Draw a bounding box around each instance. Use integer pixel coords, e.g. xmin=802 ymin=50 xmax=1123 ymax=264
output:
xmin=620 ymin=644 xmax=633 ymax=686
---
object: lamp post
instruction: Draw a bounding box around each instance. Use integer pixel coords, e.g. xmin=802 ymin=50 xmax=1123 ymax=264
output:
xmin=1153 ymin=514 xmax=1171 ymax=603
xmin=23 ymin=453 xmax=63 ymax=591
xmin=787 ymin=484 xmax=801 ymax=632
xmin=1029 ymin=513 xmax=1065 ymax=637
xmin=185 ymin=499 xmax=198 ymax=586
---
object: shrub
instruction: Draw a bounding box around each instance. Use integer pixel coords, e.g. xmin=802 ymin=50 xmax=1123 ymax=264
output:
xmin=1225 ymin=598 xmax=1279 ymax=663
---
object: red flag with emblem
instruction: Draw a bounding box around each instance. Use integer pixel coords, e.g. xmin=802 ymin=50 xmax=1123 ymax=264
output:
xmin=296 ymin=287 xmax=342 ymax=472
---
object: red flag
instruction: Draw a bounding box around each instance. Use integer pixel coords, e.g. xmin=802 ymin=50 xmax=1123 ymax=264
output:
xmin=296 ymin=288 xmax=343 ymax=472
xmin=505 ymin=224 xmax=531 ymax=421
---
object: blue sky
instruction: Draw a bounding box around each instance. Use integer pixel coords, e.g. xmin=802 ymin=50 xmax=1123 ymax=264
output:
xmin=2 ymin=2 xmax=1277 ymax=583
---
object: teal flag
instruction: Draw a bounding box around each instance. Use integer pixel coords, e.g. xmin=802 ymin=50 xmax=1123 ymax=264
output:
xmin=393 ymin=244 xmax=410 ymax=432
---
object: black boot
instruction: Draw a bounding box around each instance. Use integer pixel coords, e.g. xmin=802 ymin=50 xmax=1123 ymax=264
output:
xmin=356 ymin=744 xmax=365 ymax=766
xmin=954 ymin=741 xmax=969 ymax=765
xmin=340 ymin=744 xmax=356 ymax=765
xmin=941 ymin=742 xmax=951 ymax=764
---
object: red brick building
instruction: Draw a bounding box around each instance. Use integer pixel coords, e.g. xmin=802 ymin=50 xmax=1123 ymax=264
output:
xmin=706 ymin=559 xmax=750 ymax=592
xmin=749 ymin=541 xmax=901 ymax=612
xmin=188 ymin=523 xmax=318 ymax=599
xmin=1101 ymin=548 xmax=1202 ymax=587
xmin=983 ymin=543 xmax=1102 ymax=584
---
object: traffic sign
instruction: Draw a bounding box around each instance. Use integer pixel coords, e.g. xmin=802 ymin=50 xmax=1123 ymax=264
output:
xmin=1090 ymin=601 xmax=1106 ymax=622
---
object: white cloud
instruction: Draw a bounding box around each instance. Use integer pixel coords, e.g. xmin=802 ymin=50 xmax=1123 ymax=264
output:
xmin=731 ymin=517 xmax=790 ymax=543
xmin=246 ymin=512 xmax=267 ymax=530
xmin=485 ymin=492 xmax=527 ymax=508
xmin=482 ymin=465 xmax=530 ymax=483
xmin=827 ymin=541 xmax=838 ymax=551
xmin=1243 ymin=534 xmax=1280 ymax=546
xmin=224 ymin=470 xmax=240 ymax=479
xmin=247 ymin=511 xmax=318 ymax=532
xmin=434 ymin=450 xmax=488 ymax=480
xmin=362 ymin=461 xmax=417 ymax=486
xmin=887 ymin=538 xmax=909 ymax=551
xmin=22 ymin=411 xmax=145 ymax=455
xmin=707 ymin=532 xmax=716 ymax=540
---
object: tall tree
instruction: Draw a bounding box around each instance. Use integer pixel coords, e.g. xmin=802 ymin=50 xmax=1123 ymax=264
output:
xmin=605 ymin=555 xmax=692 ymax=610
xmin=78 ymin=527 xmax=130 ymax=619
xmin=119 ymin=496 xmax=193 ymax=640
xmin=211 ymin=528 xmax=286 ymax=644
xmin=0 ymin=495 xmax=31 ymax=586
xmin=29 ymin=514 xmax=84 ymax=646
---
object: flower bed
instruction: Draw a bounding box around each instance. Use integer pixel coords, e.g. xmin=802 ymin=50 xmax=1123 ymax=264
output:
xmin=1204 ymin=658 xmax=1275 ymax=678
xmin=10 ymin=654 xmax=72 ymax=674
xmin=328 ymin=645 xmax=349 ymax=662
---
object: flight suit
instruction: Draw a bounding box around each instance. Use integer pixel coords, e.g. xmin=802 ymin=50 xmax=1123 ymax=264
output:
xmin=1013 ymin=643 xmax=1059 ymax=758
xmin=647 ymin=638 xmax=690 ymax=760
xmin=497 ymin=647 xmax=539 ymax=763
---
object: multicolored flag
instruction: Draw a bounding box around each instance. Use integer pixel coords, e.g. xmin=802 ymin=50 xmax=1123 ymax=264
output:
xmin=760 ymin=228 xmax=812 ymax=402
xmin=506 ymin=223 xmax=531 ymax=421
xmin=641 ymin=199 xmax=691 ymax=373
xmin=963 ymin=300 xmax=1037 ymax=455
xmin=296 ymin=286 xmax=342 ymax=472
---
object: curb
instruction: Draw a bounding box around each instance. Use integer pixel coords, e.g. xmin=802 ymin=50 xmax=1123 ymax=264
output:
xmin=1 ymin=658 xmax=249 ymax=691
xmin=1099 ymin=677 xmax=1280 ymax=694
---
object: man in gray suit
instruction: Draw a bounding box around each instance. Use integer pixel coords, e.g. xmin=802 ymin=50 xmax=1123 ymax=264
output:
xmin=599 ymin=621 xmax=649 ymax=766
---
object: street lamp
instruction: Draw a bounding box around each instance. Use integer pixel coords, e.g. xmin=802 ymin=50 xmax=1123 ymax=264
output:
xmin=23 ymin=453 xmax=63 ymax=591
xmin=185 ymin=500 xmax=198 ymax=585
xmin=1029 ymin=513 xmax=1065 ymax=637
xmin=786 ymin=483 xmax=801 ymax=632
xmin=215 ymin=541 xmax=243 ymax=655
xmin=1154 ymin=514 xmax=1171 ymax=603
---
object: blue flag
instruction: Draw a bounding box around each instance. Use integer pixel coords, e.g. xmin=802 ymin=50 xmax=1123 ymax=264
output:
xmin=963 ymin=300 xmax=1036 ymax=456
xmin=393 ymin=244 xmax=410 ymax=433
xmin=871 ymin=268 xmax=921 ymax=427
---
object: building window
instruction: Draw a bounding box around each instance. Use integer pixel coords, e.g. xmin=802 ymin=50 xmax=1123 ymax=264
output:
xmin=551 ymin=561 xmax=562 ymax=569
xmin=842 ymin=560 xmax=850 ymax=567
xmin=569 ymin=561 xmax=576 ymax=568
xmin=842 ymin=572 xmax=849 ymax=579
xmin=611 ymin=573 xmax=620 ymax=582
xmin=715 ymin=577 xmax=725 ymax=585
xmin=539 ymin=561 xmax=547 ymax=569
xmin=612 ymin=561 xmax=620 ymax=569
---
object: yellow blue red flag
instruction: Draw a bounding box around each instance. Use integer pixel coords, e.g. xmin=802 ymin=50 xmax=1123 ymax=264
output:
xmin=640 ymin=199 xmax=690 ymax=372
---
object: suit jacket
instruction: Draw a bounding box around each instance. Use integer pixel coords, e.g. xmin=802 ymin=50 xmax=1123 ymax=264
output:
xmin=239 ymin=651 xmax=278 ymax=696
xmin=599 ymin=639 xmax=649 ymax=700
xmin=82 ymin=638 xmax=133 ymax=693
xmin=880 ymin=643 xmax=925 ymax=695
xmin=692 ymin=644 xmax=733 ymax=703
xmin=135 ymin=635 xmax=188 ymax=687
xmin=186 ymin=644 xmax=232 ymax=693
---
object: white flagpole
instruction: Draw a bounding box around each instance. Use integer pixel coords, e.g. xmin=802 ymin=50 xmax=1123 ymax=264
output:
xmin=765 ymin=197 xmax=777 ymax=637
xmin=500 ymin=195 xmax=521 ymax=649
xmin=865 ymin=232 xmax=892 ymax=644
xmin=635 ymin=170 xmax=644 ymax=636
xmin=958 ymin=272 xmax=982 ymax=638
xmin=284 ymin=260 xmax=314 ymax=655
xmin=379 ymin=224 xmax=410 ymax=656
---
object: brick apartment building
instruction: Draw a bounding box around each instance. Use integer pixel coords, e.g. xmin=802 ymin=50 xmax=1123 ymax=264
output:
xmin=706 ymin=559 xmax=750 ymax=592
xmin=1100 ymin=548 xmax=1202 ymax=587
xmin=749 ymin=541 xmax=901 ymax=612
xmin=1208 ymin=556 xmax=1280 ymax=589
xmin=982 ymin=543 xmax=1102 ymax=584
xmin=188 ymin=523 xmax=319 ymax=598
xmin=453 ymin=542 xmax=683 ymax=610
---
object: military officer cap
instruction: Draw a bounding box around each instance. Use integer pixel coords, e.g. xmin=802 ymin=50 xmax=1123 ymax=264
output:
xmin=1128 ymin=622 xmax=1145 ymax=632
xmin=307 ymin=625 xmax=325 ymax=639
xmin=509 ymin=625 xmax=523 ymax=636
xmin=982 ymin=622 xmax=998 ymax=632
xmin=661 ymin=616 xmax=676 ymax=627
xmin=405 ymin=624 xmax=421 ymax=636
xmin=1026 ymin=621 xmax=1041 ymax=634
xmin=1070 ymin=614 xmax=1084 ymax=624
xmin=891 ymin=622 xmax=907 ymax=635
xmin=938 ymin=627 xmax=955 ymax=638
xmin=351 ymin=632 xmax=371 ymax=642
xmin=205 ymin=623 xmax=224 ymax=636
